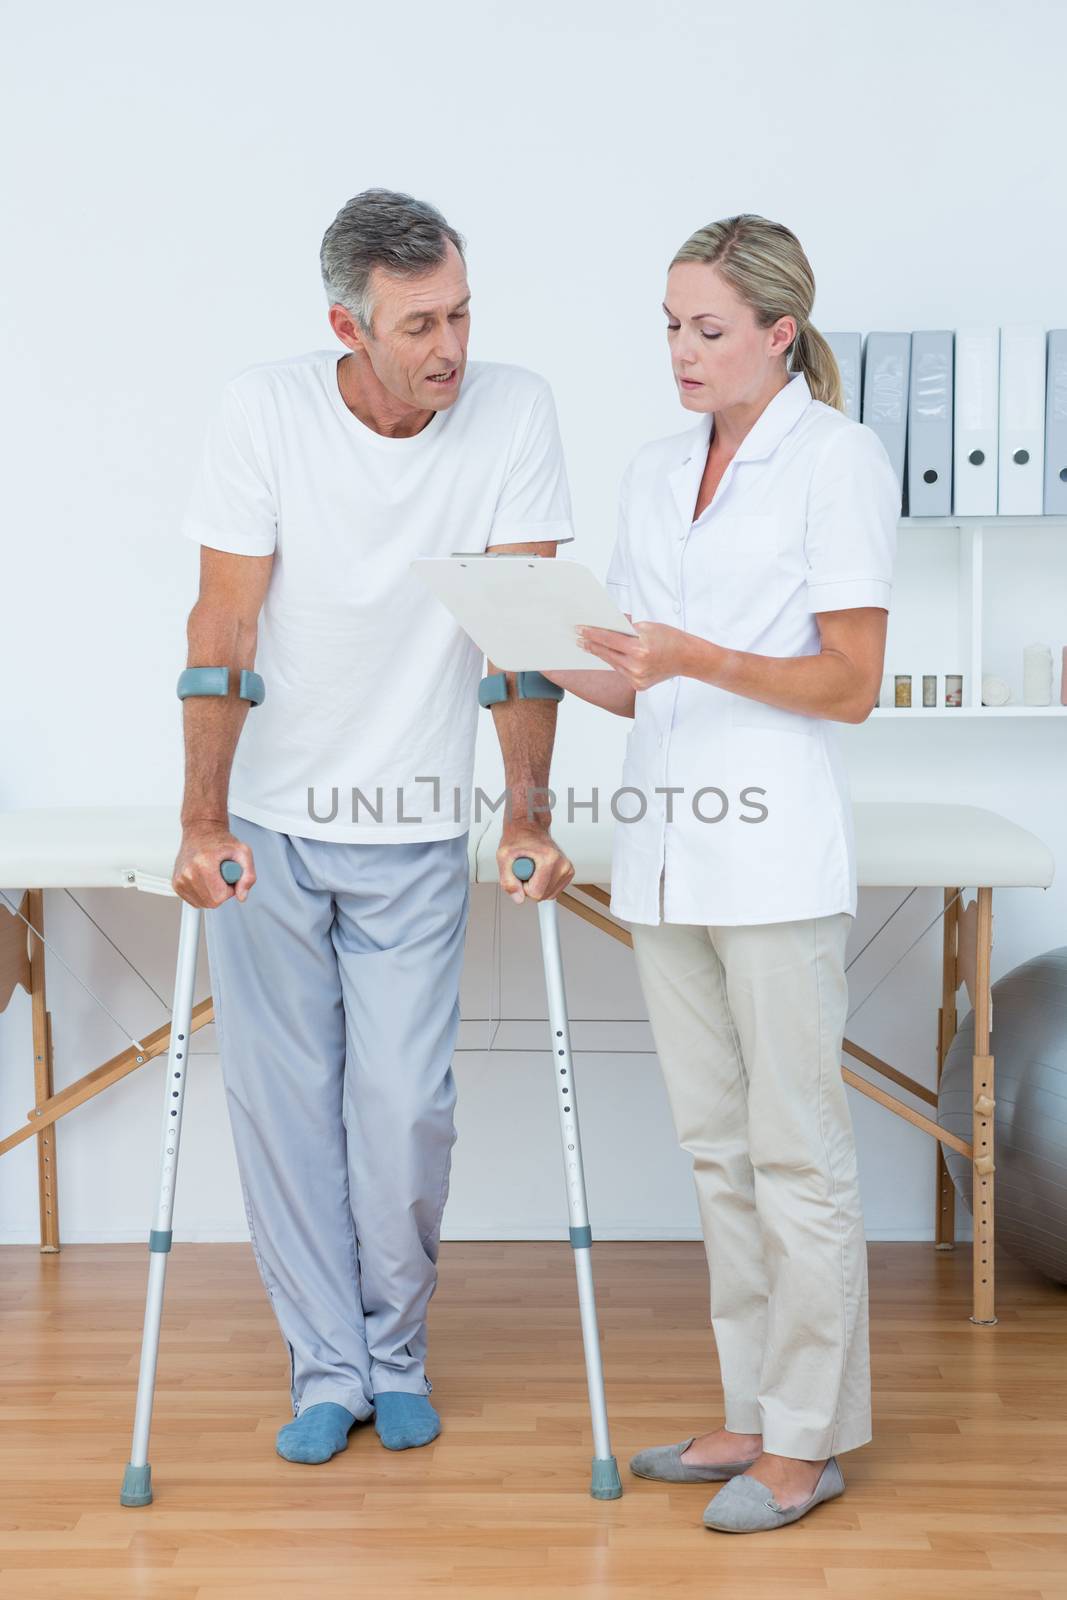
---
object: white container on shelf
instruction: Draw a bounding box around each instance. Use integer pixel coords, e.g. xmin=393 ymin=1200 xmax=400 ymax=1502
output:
xmin=1023 ymin=643 xmax=1053 ymax=705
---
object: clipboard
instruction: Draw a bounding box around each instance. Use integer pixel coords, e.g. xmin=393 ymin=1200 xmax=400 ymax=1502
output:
xmin=409 ymin=553 xmax=638 ymax=670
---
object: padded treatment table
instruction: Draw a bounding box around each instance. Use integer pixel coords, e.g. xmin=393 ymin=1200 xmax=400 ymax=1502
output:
xmin=475 ymin=801 xmax=1054 ymax=1326
xmin=0 ymin=802 xmax=1054 ymax=1323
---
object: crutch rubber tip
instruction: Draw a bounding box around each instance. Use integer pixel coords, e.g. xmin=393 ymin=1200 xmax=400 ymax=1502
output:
xmin=590 ymin=1456 xmax=623 ymax=1500
xmin=120 ymin=1462 xmax=153 ymax=1507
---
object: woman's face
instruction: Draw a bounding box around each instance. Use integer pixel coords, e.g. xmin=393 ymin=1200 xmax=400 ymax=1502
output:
xmin=664 ymin=261 xmax=794 ymax=414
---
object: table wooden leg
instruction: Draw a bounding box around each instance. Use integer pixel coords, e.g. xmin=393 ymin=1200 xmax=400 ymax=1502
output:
xmin=26 ymin=889 xmax=60 ymax=1253
xmin=935 ymin=888 xmax=959 ymax=1250
xmin=971 ymin=886 xmax=996 ymax=1324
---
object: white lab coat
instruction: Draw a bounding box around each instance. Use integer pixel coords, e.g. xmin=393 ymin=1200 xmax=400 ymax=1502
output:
xmin=604 ymin=371 xmax=899 ymax=926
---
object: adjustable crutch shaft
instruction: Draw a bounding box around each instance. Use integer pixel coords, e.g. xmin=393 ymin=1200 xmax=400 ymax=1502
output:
xmin=121 ymin=858 xmax=241 ymax=1507
xmin=514 ymin=856 xmax=621 ymax=1500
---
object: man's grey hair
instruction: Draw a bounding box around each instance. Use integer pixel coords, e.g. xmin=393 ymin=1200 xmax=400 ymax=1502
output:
xmin=319 ymin=188 xmax=467 ymax=336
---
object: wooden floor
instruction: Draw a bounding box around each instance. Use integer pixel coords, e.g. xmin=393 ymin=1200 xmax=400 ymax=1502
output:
xmin=0 ymin=1240 xmax=1065 ymax=1599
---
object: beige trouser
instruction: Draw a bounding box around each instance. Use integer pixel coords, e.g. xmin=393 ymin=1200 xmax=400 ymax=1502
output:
xmin=629 ymin=885 xmax=872 ymax=1460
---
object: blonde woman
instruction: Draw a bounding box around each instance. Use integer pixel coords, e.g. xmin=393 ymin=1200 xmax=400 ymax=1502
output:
xmin=544 ymin=215 xmax=897 ymax=1533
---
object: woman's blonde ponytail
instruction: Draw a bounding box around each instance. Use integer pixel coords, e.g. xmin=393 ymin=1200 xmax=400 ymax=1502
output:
xmin=791 ymin=323 xmax=843 ymax=412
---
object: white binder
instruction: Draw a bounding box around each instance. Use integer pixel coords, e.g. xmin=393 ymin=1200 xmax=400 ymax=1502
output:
xmin=410 ymin=553 xmax=637 ymax=670
xmin=825 ymin=332 xmax=862 ymax=420
xmin=998 ymin=323 xmax=1046 ymax=514
xmin=953 ymin=326 xmax=999 ymax=515
xmin=907 ymin=331 xmax=954 ymax=517
xmin=1044 ymin=329 xmax=1067 ymax=514
xmin=861 ymin=333 xmax=910 ymax=509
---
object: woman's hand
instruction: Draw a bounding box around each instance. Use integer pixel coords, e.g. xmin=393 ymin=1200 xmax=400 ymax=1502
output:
xmin=576 ymin=621 xmax=693 ymax=692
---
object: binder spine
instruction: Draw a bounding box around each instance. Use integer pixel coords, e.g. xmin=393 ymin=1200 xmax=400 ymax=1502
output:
xmin=1044 ymin=330 xmax=1067 ymax=514
xmin=861 ymin=332 xmax=911 ymax=514
xmin=907 ymin=331 xmax=954 ymax=516
xmin=825 ymin=331 xmax=863 ymax=420
xmin=953 ymin=326 xmax=999 ymax=516
xmin=998 ymin=323 xmax=1046 ymax=514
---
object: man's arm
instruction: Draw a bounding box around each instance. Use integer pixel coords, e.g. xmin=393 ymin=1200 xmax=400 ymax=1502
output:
xmin=484 ymin=538 xmax=575 ymax=903
xmin=171 ymin=546 xmax=273 ymax=906
xmin=539 ymin=611 xmax=637 ymax=718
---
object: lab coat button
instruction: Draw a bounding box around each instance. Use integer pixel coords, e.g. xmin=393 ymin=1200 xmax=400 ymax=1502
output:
xmin=672 ymin=602 xmax=681 ymax=613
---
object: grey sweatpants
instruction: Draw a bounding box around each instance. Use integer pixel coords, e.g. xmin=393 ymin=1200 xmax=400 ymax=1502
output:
xmin=204 ymin=812 xmax=470 ymax=1420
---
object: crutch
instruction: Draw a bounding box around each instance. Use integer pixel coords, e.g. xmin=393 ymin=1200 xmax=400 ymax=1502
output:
xmin=511 ymin=854 xmax=622 ymax=1500
xmin=120 ymin=857 xmax=243 ymax=1508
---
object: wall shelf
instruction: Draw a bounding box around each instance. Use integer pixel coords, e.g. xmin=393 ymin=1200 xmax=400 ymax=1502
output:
xmin=898 ymin=516 xmax=1067 ymax=529
xmin=871 ymin=705 xmax=1067 ymax=718
xmin=875 ymin=515 xmax=1067 ymax=717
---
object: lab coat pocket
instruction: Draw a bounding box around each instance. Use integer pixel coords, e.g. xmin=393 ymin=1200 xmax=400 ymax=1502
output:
xmin=714 ymin=512 xmax=782 ymax=574
xmin=731 ymin=695 xmax=818 ymax=738
xmin=694 ymin=512 xmax=784 ymax=632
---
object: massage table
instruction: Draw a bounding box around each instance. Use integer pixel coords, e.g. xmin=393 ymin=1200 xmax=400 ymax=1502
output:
xmin=0 ymin=800 xmax=1055 ymax=1326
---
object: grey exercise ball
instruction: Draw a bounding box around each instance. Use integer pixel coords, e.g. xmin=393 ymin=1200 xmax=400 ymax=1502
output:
xmin=938 ymin=946 xmax=1067 ymax=1286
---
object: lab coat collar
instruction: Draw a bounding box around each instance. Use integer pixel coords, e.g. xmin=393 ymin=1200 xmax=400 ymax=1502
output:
xmin=669 ymin=370 xmax=812 ymax=527
xmin=680 ymin=369 xmax=813 ymax=467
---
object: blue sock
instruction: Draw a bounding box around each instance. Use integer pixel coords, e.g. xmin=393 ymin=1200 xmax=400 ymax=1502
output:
xmin=276 ymin=1401 xmax=356 ymax=1464
xmin=373 ymin=1391 xmax=441 ymax=1451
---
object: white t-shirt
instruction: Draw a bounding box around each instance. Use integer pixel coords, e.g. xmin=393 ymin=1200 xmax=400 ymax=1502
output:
xmin=180 ymin=351 xmax=574 ymax=842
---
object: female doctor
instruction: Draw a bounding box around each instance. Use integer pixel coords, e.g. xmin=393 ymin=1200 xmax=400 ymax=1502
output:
xmin=543 ymin=214 xmax=898 ymax=1534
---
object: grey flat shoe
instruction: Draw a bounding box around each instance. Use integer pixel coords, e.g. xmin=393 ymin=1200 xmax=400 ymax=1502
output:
xmin=629 ymin=1436 xmax=761 ymax=1484
xmin=702 ymin=1456 xmax=845 ymax=1532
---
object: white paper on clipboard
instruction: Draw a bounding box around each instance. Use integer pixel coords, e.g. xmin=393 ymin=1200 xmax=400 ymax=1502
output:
xmin=409 ymin=554 xmax=638 ymax=670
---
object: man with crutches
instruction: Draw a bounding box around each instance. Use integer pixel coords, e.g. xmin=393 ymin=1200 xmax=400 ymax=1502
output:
xmin=122 ymin=188 xmax=619 ymax=1503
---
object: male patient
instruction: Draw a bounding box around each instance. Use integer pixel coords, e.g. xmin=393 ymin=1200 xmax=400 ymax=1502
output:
xmin=172 ymin=187 xmax=575 ymax=1463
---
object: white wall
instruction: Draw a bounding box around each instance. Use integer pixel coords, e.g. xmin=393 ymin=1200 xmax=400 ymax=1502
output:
xmin=3 ymin=0 xmax=1065 ymax=1246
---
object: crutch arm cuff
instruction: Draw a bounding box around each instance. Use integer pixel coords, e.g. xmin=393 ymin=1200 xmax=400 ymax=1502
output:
xmin=518 ymin=670 xmax=564 ymax=702
xmin=177 ymin=667 xmax=266 ymax=706
xmin=478 ymin=670 xmax=564 ymax=707
xmin=238 ymin=669 xmax=265 ymax=706
xmin=478 ymin=671 xmax=508 ymax=707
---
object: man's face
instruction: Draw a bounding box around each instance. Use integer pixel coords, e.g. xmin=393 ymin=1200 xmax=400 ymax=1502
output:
xmin=664 ymin=261 xmax=794 ymax=413
xmin=359 ymin=240 xmax=471 ymax=411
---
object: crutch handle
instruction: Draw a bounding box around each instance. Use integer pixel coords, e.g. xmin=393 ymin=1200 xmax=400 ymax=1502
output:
xmin=512 ymin=856 xmax=536 ymax=882
xmin=219 ymin=859 xmax=243 ymax=886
